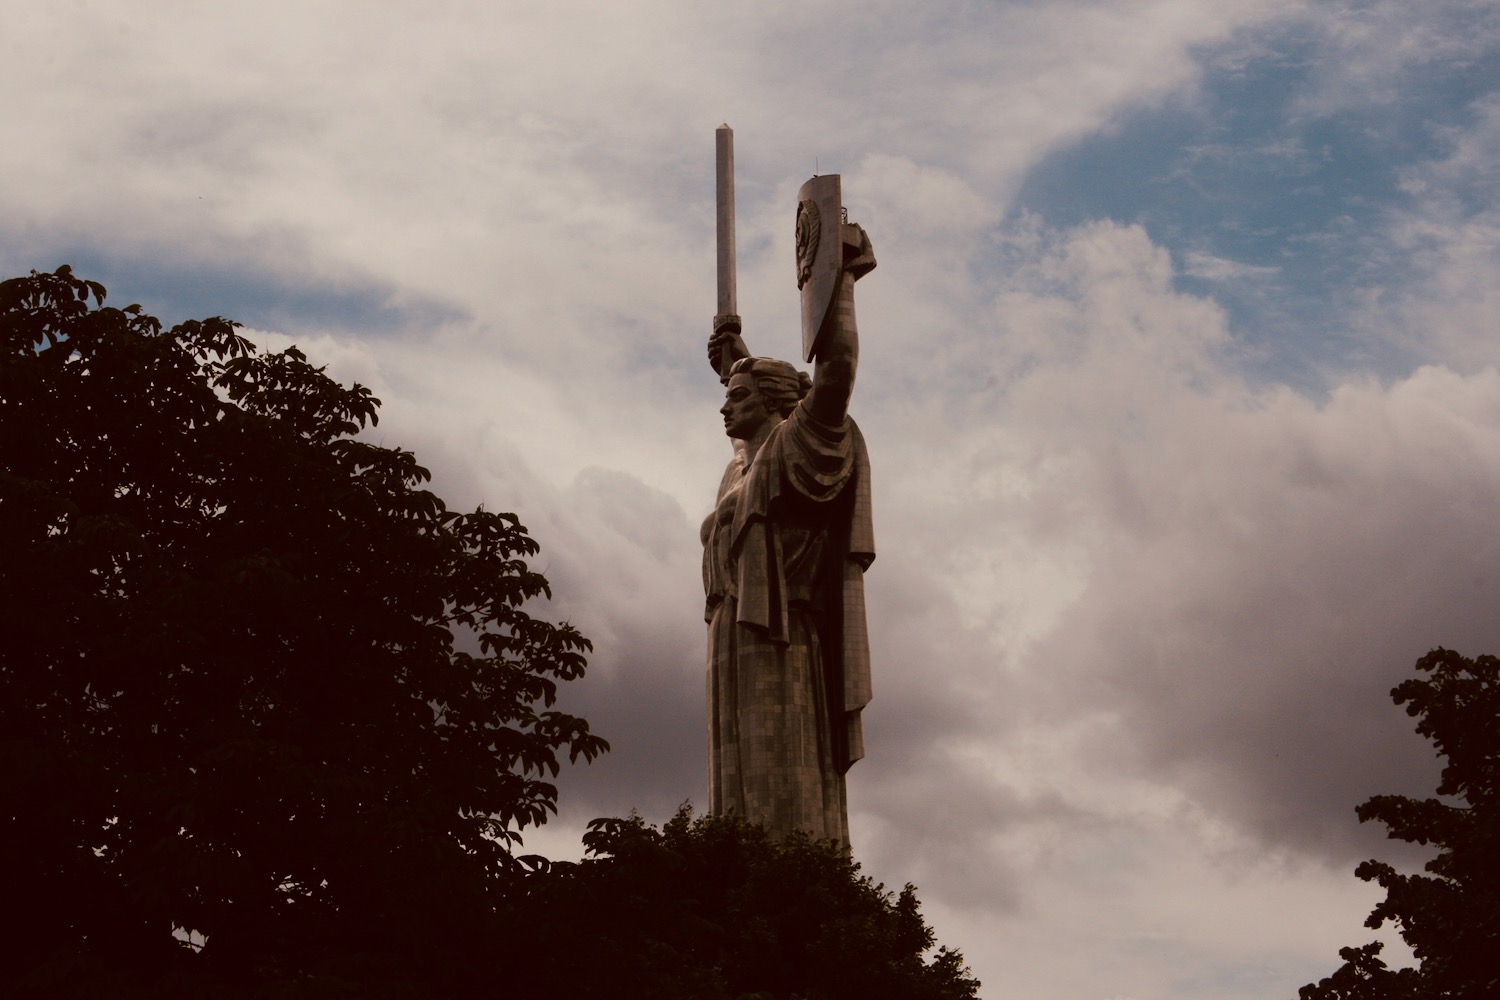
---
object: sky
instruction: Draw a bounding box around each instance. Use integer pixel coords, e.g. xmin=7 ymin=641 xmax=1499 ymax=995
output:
xmin=5 ymin=1 xmax=1500 ymax=997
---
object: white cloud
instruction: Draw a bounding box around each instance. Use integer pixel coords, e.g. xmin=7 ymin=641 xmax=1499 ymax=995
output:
xmin=1370 ymin=94 xmax=1500 ymax=370
xmin=1183 ymin=249 xmax=1281 ymax=281
xmin=1290 ymin=1 xmax=1500 ymax=118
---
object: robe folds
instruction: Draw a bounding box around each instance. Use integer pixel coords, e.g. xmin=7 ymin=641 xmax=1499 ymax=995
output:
xmin=702 ymin=398 xmax=874 ymax=843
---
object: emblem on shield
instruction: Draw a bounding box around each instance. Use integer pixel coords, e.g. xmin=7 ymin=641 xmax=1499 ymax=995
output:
xmin=796 ymin=198 xmax=820 ymax=291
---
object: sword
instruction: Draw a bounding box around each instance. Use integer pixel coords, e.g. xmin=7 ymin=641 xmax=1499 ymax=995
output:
xmin=713 ymin=124 xmax=741 ymax=378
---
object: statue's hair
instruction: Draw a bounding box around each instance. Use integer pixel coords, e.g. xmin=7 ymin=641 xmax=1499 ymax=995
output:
xmin=728 ymin=357 xmax=812 ymax=417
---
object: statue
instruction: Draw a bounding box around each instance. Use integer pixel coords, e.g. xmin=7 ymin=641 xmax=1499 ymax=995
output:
xmin=701 ymin=126 xmax=876 ymax=844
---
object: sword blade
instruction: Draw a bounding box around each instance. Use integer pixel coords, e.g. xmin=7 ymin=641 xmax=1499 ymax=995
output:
xmin=716 ymin=125 xmax=736 ymax=318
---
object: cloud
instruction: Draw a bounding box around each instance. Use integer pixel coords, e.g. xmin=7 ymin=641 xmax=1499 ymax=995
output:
xmin=1290 ymin=1 xmax=1500 ymax=118
xmin=1366 ymin=94 xmax=1500 ymax=371
xmin=1182 ymin=249 xmax=1280 ymax=281
xmin=861 ymin=220 xmax=1499 ymax=878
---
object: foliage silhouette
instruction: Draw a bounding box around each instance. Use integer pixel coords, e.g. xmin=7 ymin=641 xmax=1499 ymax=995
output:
xmin=504 ymin=806 xmax=981 ymax=1000
xmin=0 ymin=266 xmax=607 ymax=996
xmin=1299 ymin=648 xmax=1500 ymax=999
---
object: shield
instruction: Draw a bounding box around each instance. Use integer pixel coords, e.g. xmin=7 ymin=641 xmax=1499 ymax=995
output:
xmin=796 ymin=174 xmax=842 ymax=362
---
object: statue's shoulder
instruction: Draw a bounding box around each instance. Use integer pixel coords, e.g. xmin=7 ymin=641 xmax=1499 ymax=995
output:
xmin=784 ymin=397 xmax=861 ymax=448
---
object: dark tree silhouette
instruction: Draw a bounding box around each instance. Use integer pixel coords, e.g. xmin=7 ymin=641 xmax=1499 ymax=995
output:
xmin=1299 ymin=648 xmax=1500 ymax=999
xmin=0 ymin=266 xmax=607 ymax=996
xmin=505 ymin=806 xmax=981 ymax=1000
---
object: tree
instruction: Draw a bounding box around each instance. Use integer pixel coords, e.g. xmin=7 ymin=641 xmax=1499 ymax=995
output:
xmin=505 ymin=805 xmax=981 ymax=1000
xmin=1300 ymin=648 xmax=1500 ymax=999
xmin=0 ymin=266 xmax=607 ymax=996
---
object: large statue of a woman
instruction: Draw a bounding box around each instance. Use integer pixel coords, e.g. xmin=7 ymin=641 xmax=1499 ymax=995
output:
xmin=701 ymin=217 xmax=876 ymax=844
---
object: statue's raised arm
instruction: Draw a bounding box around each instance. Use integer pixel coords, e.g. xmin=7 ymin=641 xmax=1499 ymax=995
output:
xmin=805 ymin=222 xmax=875 ymax=425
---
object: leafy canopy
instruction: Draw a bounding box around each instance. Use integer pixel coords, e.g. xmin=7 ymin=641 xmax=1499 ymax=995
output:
xmin=0 ymin=266 xmax=606 ymax=995
xmin=505 ymin=805 xmax=981 ymax=1000
xmin=1299 ymin=648 xmax=1500 ymax=1000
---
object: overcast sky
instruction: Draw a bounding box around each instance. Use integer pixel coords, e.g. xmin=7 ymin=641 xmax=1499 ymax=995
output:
xmin=7 ymin=2 xmax=1500 ymax=997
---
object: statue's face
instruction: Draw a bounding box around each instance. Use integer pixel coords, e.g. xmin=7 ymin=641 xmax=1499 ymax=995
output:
xmin=721 ymin=372 xmax=771 ymax=440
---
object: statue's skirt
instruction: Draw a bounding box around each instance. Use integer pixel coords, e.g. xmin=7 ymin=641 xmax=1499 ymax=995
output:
xmin=707 ymin=596 xmax=849 ymax=843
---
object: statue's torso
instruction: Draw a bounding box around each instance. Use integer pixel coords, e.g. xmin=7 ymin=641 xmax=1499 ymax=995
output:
xmin=702 ymin=418 xmax=841 ymax=621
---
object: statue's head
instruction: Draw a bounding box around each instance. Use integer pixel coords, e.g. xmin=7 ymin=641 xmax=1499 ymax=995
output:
xmin=721 ymin=357 xmax=810 ymax=441
xmin=727 ymin=357 xmax=811 ymax=418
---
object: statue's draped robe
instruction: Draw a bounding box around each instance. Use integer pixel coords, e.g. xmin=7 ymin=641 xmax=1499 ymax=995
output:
xmin=703 ymin=398 xmax=874 ymax=843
